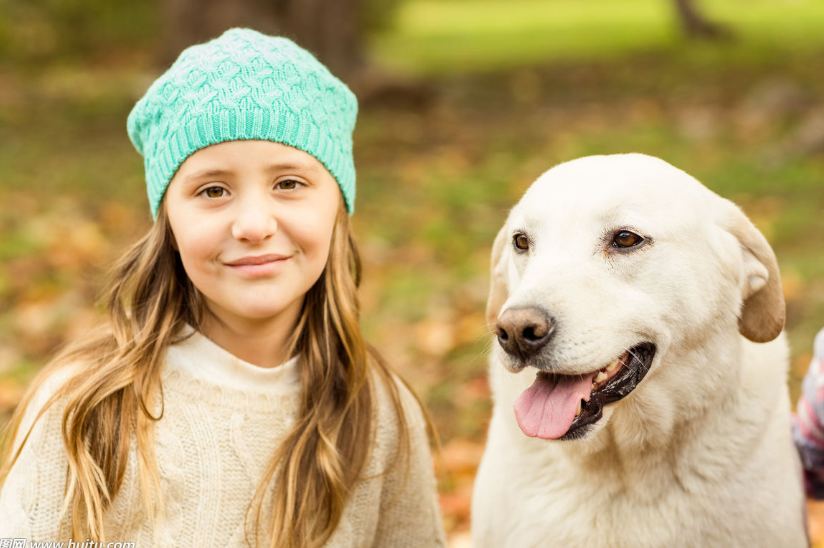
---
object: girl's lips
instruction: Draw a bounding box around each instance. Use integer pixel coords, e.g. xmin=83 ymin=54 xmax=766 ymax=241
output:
xmin=225 ymin=254 xmax=289 ymax=266
xmin=224 ymin=254 xmax=290 ymax=276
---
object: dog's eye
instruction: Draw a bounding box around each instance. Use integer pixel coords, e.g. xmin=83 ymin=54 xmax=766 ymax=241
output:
xmin=612 ymin=231 xmax=643 ymax=248
xmin=513 ymin=233 xmax=529 ymax=251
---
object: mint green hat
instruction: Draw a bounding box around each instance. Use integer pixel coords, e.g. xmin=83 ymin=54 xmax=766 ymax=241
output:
xmin=127 ymin=28 xmax=357 ymax=219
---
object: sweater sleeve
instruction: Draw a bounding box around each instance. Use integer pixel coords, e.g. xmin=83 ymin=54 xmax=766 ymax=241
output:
xmin=371 ymin=380 xmax=446 ymax=548
xmin=0 ymin=367 xmax=75 ymax=540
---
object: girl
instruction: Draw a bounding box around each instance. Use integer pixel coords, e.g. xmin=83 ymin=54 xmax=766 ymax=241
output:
xmin=0 ymin=28 xmax=446 ymax=548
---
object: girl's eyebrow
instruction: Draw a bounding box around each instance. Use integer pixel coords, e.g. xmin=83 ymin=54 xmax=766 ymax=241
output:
xmin=184 ymin=162 xmax=318 ymax=183
xmin=184 ymin=168 xmax=232 ymax=183
xmin=265 ymin=161 xmax=319 ymax=173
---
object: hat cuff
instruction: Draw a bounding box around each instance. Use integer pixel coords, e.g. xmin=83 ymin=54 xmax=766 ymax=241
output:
xmin=146 ymin=106 xmax=355 ymax=219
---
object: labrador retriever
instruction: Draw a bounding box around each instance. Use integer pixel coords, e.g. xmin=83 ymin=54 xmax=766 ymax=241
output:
xmin=471 ymin=154 xmax=807 ymax=548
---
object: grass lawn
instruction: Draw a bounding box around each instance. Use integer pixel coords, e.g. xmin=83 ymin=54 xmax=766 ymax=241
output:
xmin=373 ymin=0 xmax=824 ymax=74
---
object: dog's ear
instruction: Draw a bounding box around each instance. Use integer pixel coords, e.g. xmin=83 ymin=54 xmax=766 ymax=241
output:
xmin=719 ymin=201 xmax=785 ymax=342
xmin=486 ymin=225 xmax=510 ymax=327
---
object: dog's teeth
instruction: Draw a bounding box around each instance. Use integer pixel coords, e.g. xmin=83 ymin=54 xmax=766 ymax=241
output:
xmin=606 ymin=358 xmax=620 ymax=372
xmin=594 ymin=371 xmax=607 ymax=384
xmin=576 ymin=400 xmax=582 ymax=416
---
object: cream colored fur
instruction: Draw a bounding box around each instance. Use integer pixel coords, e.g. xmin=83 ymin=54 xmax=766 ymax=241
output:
xmin=472 ymin=154 xmax=807 ymax=548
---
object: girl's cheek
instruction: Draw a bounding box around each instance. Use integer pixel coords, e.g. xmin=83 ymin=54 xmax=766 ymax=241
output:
xmin=175 ymin=224 xmax=223 ymax=269
xmin=286 ymin=207 xmax=336 ymax=250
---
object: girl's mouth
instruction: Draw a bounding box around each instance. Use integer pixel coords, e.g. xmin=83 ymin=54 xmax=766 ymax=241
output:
xmin=225 ymin=254 xmax=290 ymax=275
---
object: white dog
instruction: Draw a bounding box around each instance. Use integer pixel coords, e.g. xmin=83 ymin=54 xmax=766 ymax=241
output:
xmin=472 ymin=154 xmax=807 ymax=548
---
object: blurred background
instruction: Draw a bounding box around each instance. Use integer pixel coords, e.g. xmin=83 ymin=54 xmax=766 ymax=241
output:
xmin=1 ymin=0 xmax=823 ymax=545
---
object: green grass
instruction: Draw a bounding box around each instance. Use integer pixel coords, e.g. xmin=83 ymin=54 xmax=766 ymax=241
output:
xmin=372 ymin=0 xmax=824 ymax=74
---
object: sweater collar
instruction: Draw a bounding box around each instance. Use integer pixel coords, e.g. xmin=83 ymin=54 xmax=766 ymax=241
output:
xmin=165 ymin=325 xmax=301 ymax=395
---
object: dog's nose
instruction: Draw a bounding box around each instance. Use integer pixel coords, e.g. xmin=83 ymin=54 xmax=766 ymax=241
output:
xmin=496 ymin=307 xmax=554 ymax=359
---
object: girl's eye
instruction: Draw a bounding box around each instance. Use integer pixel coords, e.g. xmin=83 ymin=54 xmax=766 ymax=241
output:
xmin=276 ymin=179 xmax=302 ymax=190
xmin=513 ymin=233 xmax=529 ymax=251
xmin=612 ymin=230 xmax=644 ymax=248
xmin=202 ymin=186 xmax=226 ymax=198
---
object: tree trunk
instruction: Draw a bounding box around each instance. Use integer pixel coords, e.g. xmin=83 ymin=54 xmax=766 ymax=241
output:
xmin=278 ymin=0 xmax=364 ymax=79
xmin=161 ymin=0 xmax=365 ymax=81
xmin=672 ymin=0 xmax=732 ymax=40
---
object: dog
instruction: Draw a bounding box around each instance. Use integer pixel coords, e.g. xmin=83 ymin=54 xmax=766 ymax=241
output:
xmin=471 ymin=154 xmax=807 ymax=547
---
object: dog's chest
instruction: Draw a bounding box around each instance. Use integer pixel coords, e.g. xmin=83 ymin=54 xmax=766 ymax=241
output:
xmin=511 ymin=459 xmax=691 ymax=542
xmin=474 ymin=435 xmax=803 ymax=548
xmin=479 ymin=465 xmax=718 ymax=548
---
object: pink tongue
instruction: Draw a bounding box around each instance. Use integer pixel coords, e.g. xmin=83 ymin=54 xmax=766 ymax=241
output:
xmin=514 ymin=372 xmax=596 ymax=439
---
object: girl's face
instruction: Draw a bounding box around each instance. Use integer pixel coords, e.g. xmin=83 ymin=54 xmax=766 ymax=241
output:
xmin=165 ymin=140 xmax=341 ymax=330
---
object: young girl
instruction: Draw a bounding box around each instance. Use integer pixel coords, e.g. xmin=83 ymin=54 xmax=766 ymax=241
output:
xmin=0 ymin=28 xmax=446 ymax=548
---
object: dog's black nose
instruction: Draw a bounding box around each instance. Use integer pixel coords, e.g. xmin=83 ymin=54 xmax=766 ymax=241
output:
xmin=496 ymin=307 xmax=554 ymax=359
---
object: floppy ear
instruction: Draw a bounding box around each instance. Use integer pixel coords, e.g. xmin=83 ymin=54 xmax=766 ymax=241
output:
xmin=719 ymin=201 xmax=785 ymax=342
xmin=486 ymin=225 xmax=510 ymax=327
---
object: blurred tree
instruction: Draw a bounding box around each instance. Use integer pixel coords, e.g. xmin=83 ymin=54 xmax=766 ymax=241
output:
xmin=0 ymin=0 xmax=398 ymax=78
xmin=0 ymin=0 xmax=157 ymax=64
xmin=672 ymin=0 xmax=731 ymax=40
xmin=162 ymin=0 xmax=400 ymax=82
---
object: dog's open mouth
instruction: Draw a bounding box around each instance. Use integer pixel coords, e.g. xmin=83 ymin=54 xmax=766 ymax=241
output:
xmin=513 ymin=343 xmax=656 ymax=440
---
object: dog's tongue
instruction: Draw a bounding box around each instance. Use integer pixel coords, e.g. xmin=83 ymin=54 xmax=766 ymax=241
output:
xmin=514 ymin=371 xmax=596 ymax=439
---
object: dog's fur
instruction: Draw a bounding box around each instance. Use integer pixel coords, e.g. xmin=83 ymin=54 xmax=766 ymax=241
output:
xmin=471 ymin=154 xmax=807 ymax=548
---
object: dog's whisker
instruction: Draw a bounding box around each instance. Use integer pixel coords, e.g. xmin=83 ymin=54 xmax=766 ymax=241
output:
xmin=470 ymin=339 xmax=496 ymax=364
xmin=474 ymin=332 xmax=496 ymax=346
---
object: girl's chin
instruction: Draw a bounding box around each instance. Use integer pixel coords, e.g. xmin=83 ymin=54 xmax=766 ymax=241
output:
xmin=201 ymin=294 xmax=305 ymax=327
xmin=225 ymin=306 xmax=296 ymax=323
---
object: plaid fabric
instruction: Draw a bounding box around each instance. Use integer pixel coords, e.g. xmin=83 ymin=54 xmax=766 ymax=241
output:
xmin=792 ymin=327 xmax=824 ymax=498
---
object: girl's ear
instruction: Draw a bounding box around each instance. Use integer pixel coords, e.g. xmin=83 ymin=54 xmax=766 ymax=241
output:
xmin=718 ymin=200 xmax=785 ymax=343
xmin=486 ymin=225 xmax=510 ymax=328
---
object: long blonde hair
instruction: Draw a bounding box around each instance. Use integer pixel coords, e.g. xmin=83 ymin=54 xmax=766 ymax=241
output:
xmin=0 ymin=200 xmax=420 ymax=548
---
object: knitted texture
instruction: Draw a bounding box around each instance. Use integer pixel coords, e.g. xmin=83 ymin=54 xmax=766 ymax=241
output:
xmin=127 ymin=28 xmax=358 ymax=219
xmin=0 ymin=330 xmax=447 ymax=547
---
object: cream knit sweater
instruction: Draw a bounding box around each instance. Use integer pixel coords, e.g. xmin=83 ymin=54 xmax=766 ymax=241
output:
xmin=0 ymin=330 xmax=446 ymax=547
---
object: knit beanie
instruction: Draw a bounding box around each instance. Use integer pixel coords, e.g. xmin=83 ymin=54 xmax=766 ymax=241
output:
xmin=127 ymin=28 xmax=358 ymax=219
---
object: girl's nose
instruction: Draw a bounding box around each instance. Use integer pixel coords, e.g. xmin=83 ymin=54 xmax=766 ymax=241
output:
xmin=230 ymin=200 xmax=278 ymax=243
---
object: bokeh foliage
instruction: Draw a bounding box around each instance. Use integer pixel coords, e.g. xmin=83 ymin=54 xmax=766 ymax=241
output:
xmin=1 ymin=0 xmax=823 ymax=542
